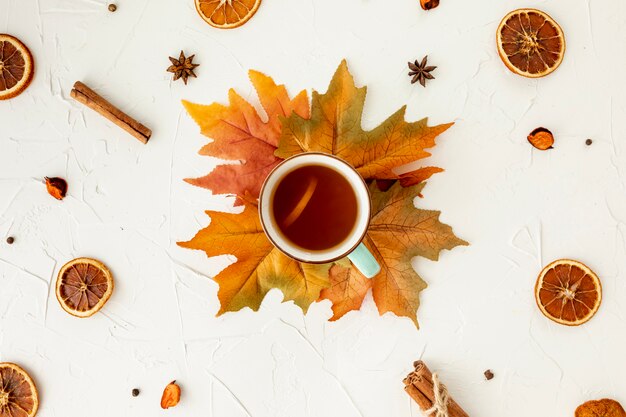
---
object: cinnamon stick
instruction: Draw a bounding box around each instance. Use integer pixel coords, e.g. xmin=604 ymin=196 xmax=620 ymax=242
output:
xmin=404 ymin=382 xmax=431 ymax=410
xmin=71 ymin=81 xmax=152 ymax=144
xmin=404 ymin=360 xmax=469 ymax=417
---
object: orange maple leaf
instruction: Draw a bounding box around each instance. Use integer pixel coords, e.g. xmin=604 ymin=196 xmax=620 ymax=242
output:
xmin=320 ymin=261 xmax=371 ymax=321
xmin=319 ymin=182 xmax=467 ymax=326
xmin=183 ymin=71 xmax=309 ymax=202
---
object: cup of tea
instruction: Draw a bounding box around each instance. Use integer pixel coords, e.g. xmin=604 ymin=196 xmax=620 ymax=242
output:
xmin=259 ymin=153 xmax=380 ymax=278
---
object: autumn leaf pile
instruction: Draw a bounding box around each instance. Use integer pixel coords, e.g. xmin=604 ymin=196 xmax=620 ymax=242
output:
xmin=179 ymin=61 xmax=466 ymax=327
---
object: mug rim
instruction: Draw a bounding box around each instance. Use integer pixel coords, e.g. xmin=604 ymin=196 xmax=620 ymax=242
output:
xmin=258 ymin=152 xmax=371 ymax=264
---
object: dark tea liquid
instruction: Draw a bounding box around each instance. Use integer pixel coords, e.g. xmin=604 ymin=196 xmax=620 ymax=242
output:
xmin=272 ymin=164 xmax=358 ymax=251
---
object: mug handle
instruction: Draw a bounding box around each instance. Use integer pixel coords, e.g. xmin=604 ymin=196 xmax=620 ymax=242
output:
xmin=347 ymin=243 xmax=381 ymax=278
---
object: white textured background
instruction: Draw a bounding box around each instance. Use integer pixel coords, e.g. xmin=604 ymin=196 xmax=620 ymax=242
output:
xmin=2 ymin=0 xmax=626 ymax=416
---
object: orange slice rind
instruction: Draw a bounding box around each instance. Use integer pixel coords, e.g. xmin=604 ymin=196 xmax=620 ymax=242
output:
xmin=535 ymin=259 xmax=602 ymax=326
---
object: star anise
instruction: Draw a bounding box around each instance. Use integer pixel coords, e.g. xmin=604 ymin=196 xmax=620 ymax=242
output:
xmin=167 ymin=51 xmax=199 ymax=85
xmin=408 ymin=56 xmax=436 ymax=87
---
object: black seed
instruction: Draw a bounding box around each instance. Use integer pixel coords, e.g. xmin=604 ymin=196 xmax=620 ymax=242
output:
xmin=132 ymin=388 xmax=140 ymax=397
xmin=484 ymin=370 xmax=494 ymax=380
xmin=586 ymin=139 xmax=593 ymax=146
xmin=6 ymin=237 xmax=14 ymax=244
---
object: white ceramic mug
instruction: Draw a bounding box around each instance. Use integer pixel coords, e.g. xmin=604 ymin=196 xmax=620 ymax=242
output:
xmin=259 ymin=153 xmax=381 ymax=278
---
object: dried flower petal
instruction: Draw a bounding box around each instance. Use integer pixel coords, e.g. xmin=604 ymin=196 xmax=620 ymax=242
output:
xmin=527 ymin=127 xmax=554 ymax=150
xmin=161 ymin=381 xmax=181 ymax=409
xmin=45 ymin=177 xmax=68 ymax=200
xmin=420 ymin=0 xmax=440 ymax=10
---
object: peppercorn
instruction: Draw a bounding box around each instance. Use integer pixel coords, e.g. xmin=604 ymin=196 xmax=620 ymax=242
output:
xmin=132 ymin=388 xmax=140 ymax=397
xmin=108 ymin=4 xmax=117 ymax=12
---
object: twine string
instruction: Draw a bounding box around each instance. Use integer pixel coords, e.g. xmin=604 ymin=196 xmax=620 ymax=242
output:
xmin=424 ymin=373 xmax=449 ymax=417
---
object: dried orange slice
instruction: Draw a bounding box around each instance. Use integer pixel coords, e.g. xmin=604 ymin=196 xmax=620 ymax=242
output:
xmin=0 ymin=363 xmax=39 ymax=417
xmin=195 ymin=0 xmax=262 ymax=29
xmin=535 ymin=259 xmax=602 ymax=326
xmin=496 ymin=9 xmax=565 ymax=78
xmin=56 ymin=257 xmax=114 ymax=318
xmin=0 ymin=34 xmax=34 ymax=100
xmin=576 ymin=399 xmax=626 ymax=417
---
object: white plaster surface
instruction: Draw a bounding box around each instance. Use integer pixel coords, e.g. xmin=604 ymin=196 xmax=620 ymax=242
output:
xmin=1 ymin=0 xmax=626 ymax=416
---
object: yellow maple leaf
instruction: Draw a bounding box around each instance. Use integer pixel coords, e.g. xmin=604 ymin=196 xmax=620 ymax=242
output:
xmin=178 ymin=200 xmax=331 ymax=314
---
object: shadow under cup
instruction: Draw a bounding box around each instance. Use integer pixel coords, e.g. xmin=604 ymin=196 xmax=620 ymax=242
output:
xmin=259 ymin=153 xmax=371 ymax=264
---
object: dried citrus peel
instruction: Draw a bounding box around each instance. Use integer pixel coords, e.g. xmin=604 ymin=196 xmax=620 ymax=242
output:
xmin=281 ymin=177 xmax=318 ymax=228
